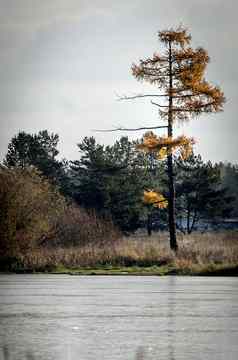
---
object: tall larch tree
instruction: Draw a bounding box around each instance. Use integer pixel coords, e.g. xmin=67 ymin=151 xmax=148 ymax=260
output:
xmin=119 ymin=26 xmax=225 ymax=250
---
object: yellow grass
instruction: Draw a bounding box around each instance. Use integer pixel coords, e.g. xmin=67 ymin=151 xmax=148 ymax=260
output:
xmin=16 ymin=231 xmax=238 ymax=273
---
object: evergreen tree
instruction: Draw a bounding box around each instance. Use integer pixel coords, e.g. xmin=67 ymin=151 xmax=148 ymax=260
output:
xmin=175 ymin=154 xmax=233 ymax=233
xmin=70 ymin=137 xmax=109 ymax=211
xmin=70 ymin=136 xmax=151 ymax=232
xmin=4 ymin=130 xmax=68 ymax=189
xmin=218 ymin=162 xmax=238 ymax=217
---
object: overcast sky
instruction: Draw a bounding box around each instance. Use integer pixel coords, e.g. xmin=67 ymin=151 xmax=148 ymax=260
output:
xmin=0 ymin=0 xmax=237 ymax=163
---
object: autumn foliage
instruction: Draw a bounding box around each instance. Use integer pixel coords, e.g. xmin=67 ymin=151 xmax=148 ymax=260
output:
xmin=132 ymin=27 xmax=225 ymax=122
xmin=143 ymin=190 xmax=168 ymax=209
xmin=137 ymin=132 xmax=195 ymax=160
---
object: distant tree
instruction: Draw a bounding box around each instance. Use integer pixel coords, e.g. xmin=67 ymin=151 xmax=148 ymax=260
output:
xmin=175 ymin=154 xmax=233 ymax=233
xmin=4 ymin=130 xmax=68 ymax=190
xmin=5 ymin=130 xmax=58 ymax=166
xmin=70 ymin=136 xmax=110 ymax=211
xmin=119 ymin=26 xmax=225 ymax=249
xmin=218 ymin=162 xmax=238 ymax=217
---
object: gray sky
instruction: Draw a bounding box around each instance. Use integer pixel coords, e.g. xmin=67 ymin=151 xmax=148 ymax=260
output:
xmin=0 ymin=0 xmax=237 ymax=163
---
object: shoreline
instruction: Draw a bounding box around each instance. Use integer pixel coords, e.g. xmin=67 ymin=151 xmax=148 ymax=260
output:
xmin=2 ymin=264 xmax=238 ymax=276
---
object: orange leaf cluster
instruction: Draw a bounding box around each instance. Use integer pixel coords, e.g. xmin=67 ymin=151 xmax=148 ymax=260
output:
xmin=137 ymin=132 xmax=195 ymax=160
xmin=143 ymin=190 xmax=168 ymax=209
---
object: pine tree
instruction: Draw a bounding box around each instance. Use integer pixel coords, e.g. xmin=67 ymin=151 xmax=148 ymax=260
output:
xmin=175 ymin=154 xmax=233 ymax=233
xmin=120 ymin=26 xmax=225 ymax=250
xmin=70 ymin=136 xmax=152 ymax=232
xmin=4 ymin=130 xmax=67 ymax=188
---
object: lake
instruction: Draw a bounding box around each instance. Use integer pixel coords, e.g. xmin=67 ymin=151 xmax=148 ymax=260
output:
xmin=0 ymin=275 xmax=238 ymax=360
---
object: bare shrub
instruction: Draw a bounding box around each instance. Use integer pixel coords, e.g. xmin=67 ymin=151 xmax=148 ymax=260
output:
xmin=0 ymin=166 xmax=65 ymax=256
xmin=46 ymin=204 xmax=121 ymax=248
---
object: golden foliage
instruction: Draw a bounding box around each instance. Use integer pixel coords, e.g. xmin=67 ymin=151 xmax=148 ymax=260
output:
xmin=137 ymin=131 xmax=159 ymax=150
xmin=143 ymin=190 xmax=168 ymax=208
xmin=159 ymin=26 xmax=191 ymax=46
xmin=131 ymin=26 xmax=225 ymax=123
xmin=174 ymin=47 xmax=209 ymax=64
xmin=137 ymin=132 xmax=195 ymax=160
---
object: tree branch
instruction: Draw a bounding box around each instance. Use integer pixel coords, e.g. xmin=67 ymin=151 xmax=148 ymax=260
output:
xmin=92 ymin=125 xmax=168 ymax=132
xmin=117 ymin=93 xmax=168 ymax=101
xmin=151 ymin=100 xmax=168 ymax=108
xmin=173 ymin=94 xmax=198 ymax=98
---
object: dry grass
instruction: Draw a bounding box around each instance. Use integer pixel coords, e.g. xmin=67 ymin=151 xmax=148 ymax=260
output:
xmin=174 ymin=231 xmax=238 ymax=273
xmin=13 ymin=231 xmax=238 ymax=273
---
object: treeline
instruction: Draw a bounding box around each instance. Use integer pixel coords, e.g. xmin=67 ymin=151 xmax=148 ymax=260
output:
xmin=0 ymin=130 xmax=237 ymax=266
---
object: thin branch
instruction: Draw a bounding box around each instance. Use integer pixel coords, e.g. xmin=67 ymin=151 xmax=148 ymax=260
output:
xmin=117 ymin=82 xmax=211 ymax=102
xmin=173 ymin=94 xmax=198 ymax=98
xmin=155 ymin=199 xmax=167 ymax=204
xmin=172 ymin=104 xmax=215 ymax=112
xmin=142 ymin=56 xmax=169 ymax=63
xmin=151 ymin=100 xmax=168 ymax=108
xmin=145 ymin=64 xmax=169 ymax=70
xmin=138 ymin=66 xmax=168 ymax=72
xmin=117 ymin=93 xmax=168 ymax=101
xmin=92 ymin=125 xmax=168 ymax=132
xmin=143 ymin=72 xmax=170 ymax=79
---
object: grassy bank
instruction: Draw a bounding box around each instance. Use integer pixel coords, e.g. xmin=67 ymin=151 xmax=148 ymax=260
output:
xmin=49 ymin=264 xmax=238 ymax=276
xmin=2 ymin=231 xmax=238 ymax=276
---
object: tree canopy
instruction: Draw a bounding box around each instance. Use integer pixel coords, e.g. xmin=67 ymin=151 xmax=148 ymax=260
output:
xmin=70 ymin=136 xmax=152 ymax=232
xmin=4 ymin=130 xmax=69 ymax=191
xmin=175 ymin=154 xmax=233 ymax=233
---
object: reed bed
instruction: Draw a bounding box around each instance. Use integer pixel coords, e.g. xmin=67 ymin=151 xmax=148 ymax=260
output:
xmin=13 ymin=231 xmax=238 ymax=273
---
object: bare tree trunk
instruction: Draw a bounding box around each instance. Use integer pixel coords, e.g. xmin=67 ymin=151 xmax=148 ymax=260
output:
xmin=189 ymin=210 xmax=197 ymax=234
xmin=168 ymin=40 xmax=178 ymax=251
xmin=147 ymin=212 xmax=152 ymax=236
xmin=167 ymin=136 xmax=177 ymax=250
xmin=187 ymin=204 xmax=191 ymax=234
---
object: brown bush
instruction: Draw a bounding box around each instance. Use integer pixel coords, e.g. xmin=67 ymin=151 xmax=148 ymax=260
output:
xmin=0 ymin=166 xmax=121 ymax=269
xmin=44 ymin=204 xmax=121 ymax=248
xmin=0 ymin=166 xmax=65 ymax=256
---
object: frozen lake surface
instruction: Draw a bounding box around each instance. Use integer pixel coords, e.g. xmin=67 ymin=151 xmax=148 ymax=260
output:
xmin=0 ymin=275 xmax=238 ymax=360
